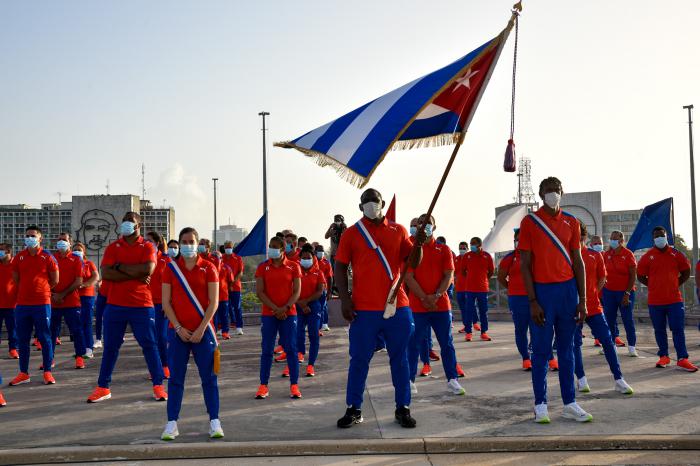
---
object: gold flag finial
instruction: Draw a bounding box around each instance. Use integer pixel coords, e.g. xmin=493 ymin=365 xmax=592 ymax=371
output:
xmin=513 ymin=1 xmax=523 ymax=13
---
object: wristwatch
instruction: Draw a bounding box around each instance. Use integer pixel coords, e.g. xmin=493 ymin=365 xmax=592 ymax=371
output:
xmin=624 ymin=291 xmax=631 ymax=296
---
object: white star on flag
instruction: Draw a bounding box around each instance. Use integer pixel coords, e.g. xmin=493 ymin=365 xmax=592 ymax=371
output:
xmin=452 ymin=68 xmax=479 ymax=92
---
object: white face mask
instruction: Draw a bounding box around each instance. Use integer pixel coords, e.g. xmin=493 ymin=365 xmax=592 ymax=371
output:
xmin=544 ymin=192 xmax=561 ymax=209
xmin=362 ymin=202 xmax=382 ymax=219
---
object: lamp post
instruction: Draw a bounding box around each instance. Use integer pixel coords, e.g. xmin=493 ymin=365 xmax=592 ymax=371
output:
xmin=212 ymin=177 xmax=219 ymax=250
xmin=684 ymin=105 xmax=697 ymax=270
xmin=259 ymin=111 xmax=270 ymax=244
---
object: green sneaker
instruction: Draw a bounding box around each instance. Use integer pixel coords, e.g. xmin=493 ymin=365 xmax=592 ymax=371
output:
xmin=534 ymin=404 xmax=550 ymax=424
xmin=209 ymin=419 xmax=224 ymax=439
xmin=161 ymin=421 xmax=178 ymax=441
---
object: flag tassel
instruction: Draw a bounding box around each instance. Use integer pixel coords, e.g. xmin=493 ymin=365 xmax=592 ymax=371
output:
xmin=275 ymin=141 xmax=369 ymax=187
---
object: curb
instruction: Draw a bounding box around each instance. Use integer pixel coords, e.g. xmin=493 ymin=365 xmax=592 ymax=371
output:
xmin=2 ymin=435 xmax=699 ymax=464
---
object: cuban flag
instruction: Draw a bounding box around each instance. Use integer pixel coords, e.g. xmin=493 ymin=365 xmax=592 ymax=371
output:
xmin=275 ymin=21 xmax=514 ymax=188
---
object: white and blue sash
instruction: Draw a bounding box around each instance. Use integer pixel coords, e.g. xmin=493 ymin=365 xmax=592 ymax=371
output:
xmin=528 ymin=213 xmax=573 ymax=268
xmin=355 ymin=220 xmax=399 ymax=319
xmin=167 ymin=261 xmax=219 ymax=347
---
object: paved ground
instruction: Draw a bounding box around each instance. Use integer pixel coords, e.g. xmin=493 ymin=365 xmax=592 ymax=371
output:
xmin=0 ymin=316 xmax=699 ymax=462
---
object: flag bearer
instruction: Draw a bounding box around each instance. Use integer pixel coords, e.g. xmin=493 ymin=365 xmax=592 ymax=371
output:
xmin=335 ymin=188 xmax=425 ymax=429
xmin=50 ymin=232 xmax=87 ymax=369
xmin=160 ymin=227 xmax=223 ymax=441
xmin=519 ymin=177 xmax=593 ymax=423
xmin=405 ymin=214 xmax=465 ymax=396
xmin=0 ymin=243 xmax=18 ymax=360
xmin=255 ymin=236 xmax=302 ymax=400
xmin=602 ymin=230 xmax=638 ymax=353
xmin=463 ymin=237 xmax=494 ymax=341
xmin=637 ymin=226 xmax=697 ymax=372
xmin=9 ymin=226 xmax=59 ymax=386
xmin=87 ymin=212 xmax=167 ymax=403
xmin=295 ymin=244 xmax=325 ymax=377
xmin=147 ymin=231 xmax=171 ymax=378
xmin=573 ymin=230 xmax=634 ymax=395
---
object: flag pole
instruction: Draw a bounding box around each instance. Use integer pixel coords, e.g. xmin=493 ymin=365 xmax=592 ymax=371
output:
xmin=259 ymin=111 xmax=270 ymax=257
xmin=387 ymin=4 xmax=521 ymax=306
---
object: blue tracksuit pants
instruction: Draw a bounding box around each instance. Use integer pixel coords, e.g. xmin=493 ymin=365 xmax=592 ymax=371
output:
xmin=79 ymin=296 xmax=95 ymax=350
xmin=97 ymin=305 xmax=164 ymax=388
xmin=0 ymin=308 xmax=17 ymax=350
xmin=94 ymin=294 xmax=107 ymax=341
xmin=229 ymin=292 xmax=243 ymax=329
xmin=602 ymin=289 xmax=636 ymax=346
xmin=166 ymin=329 xmax=218 ymax=421
xmin=260 ymin=315 xmax=298 ymax=385
xmin=409 ymin=311 xmax=458 ymax=381
xmin=296 ymin=301 xmax=321 ymax=365
xmin=530 ymin=279 xmax=578 ymax=406
xmin=15 ymin=305 xmax=53 ymax=373
xmin=154 ymin=303 xmax=169 ymax=367
xmin=573 ymin=313 xmax=623 ymax=381
xmin=51 ymin=306 xmax=86 ymax=357
xmin=346 ymin=307 xmax=414 ymax=409
xmin=508 ymin=295 xmax=531 ymax=360
xmin=649 ymin=302 xmax=689 ymax=359
xmin=215 ymin=300 xmax=229 ymax=334
xmin=465 ymin=291 xmax=488 ymax=333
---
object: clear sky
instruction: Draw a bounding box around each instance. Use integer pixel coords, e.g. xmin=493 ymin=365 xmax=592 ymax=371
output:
xmin=1 ymin=1 xmax=699 ymax=252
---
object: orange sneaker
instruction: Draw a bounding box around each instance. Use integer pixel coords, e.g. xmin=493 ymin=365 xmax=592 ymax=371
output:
xmin=222 ymin=332 xmax=231 ymax=340
xmin=306 ymin=364 xmax=315 ymax=377
xmin=465 ymin=333 xmax=472 ymax=342
xmin=281 ymin=366 xmax=290 ymax=377
xmin=473 ymin=323 xmax=481 ymax=332
xmin=656 ymin=356 xmax=671 ymax=368
xmin=275 ymin=352 xmax=287 ymax=363
xmin=163 ymin=366 xmax=171 ymax=379
xmin=8 ymin=349 xmax=18 ymax=359
xmin=290 ymin=384 xmax=302 ymax=399
xmin=614 ymin=337 xmax=626 ymax=347
xmin=274 ymin=345 xmax=284 ymax=355
xmin=420 ymin=363 xmax=432 ymax=377
xmin=255 ymin=384 xmax=269 ymax=399
xmin=455 ymin=363 xmax=465 ymax=378
xmin=9 ymin=372 xmax=30 ymax=386
xmin=0 ymin=392 xmax=5 ymax=407
xmin=55 ymin=337 xmax=62 ymax=346
xmin=298 ymin=352 xmax=305 ymax=363
xmin=429 ymin=350 xmax=440 ymax=361
xmin=677 ymin=358 xmax=698 ymax=372
xmin=549 ymin=359 xmax=559 ymax=371
xmin=153 ymin=384 xmax=167 ymax=401
xmin=523 ymin=359 xmax=533 ymax=371
xmin=594 ymin=339 xmax=601 ymax=347
xmin=458 ymin=326 xmax=467 ymax=334
xmin=480 ymin=333 xmax=492 ymax=341
xmin=87 ymin=386 xmax=111 ymax=403
xmin=34 ymin=338 xmax=42 ymax=350
xmin=43 ymin=372 xmax=56 ymax=385
xmin=75 ymin=356 xmax=85 ymax=369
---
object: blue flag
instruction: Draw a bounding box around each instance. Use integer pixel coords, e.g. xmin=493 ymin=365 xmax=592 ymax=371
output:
xmin=626 ymin=198 xmax=674 ymax=251
xmin=234 ymin=213 xmax=267 ymax=257
xmin=275 ymin=16 xmax=516 ymax=187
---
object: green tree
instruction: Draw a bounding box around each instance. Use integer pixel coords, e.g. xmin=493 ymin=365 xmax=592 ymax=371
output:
xmin=673 ymin=234 xmax=697 ymax=306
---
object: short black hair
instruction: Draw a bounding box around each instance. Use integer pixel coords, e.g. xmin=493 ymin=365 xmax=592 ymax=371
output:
xmin=275 ymin=232 xmax=284 ymax=239
xmin=270 ymin=236 xmax=285 ymax=248
xmin=26 ymin=225 xmax=42 ymax=235
xmin=652 ymin=226 xmax=667 ymax=236
xmin=470 ymin=237 xmax=482 ymax=245
xmin=301 ymin=243 xmax=314 ymax=254
xmin=315 ymin=244 xmax=325 ymax=252
xmin=167 ymin=239 xmax=179 ymax=247
xmin=459 ymin=241 xmax=468 ymax=248
xmin=298 ymin=237 xmax=308 ymax=243
xmin=436 ymin=236 xmax=446 ymax=243
xmin=147 ymin=231 xmax=165 ymax=253
xmin=538 ymin=176 xmax=562 ymax=195
xmin=178 ymin=227 xmax=199 ymax=243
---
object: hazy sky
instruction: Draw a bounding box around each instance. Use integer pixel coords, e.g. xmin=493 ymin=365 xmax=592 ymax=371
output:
xmin=2 ymin=1 xmax=699 ymax=251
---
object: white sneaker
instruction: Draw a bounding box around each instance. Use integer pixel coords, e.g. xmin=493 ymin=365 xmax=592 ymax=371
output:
xmin=534 ymin=403 xmax=550 ymax=424
xmin=410 ymin=381 xmax=418 ymax=394
xmin=614 ymin=378 xmax=634 ymax=395
xmin=161 ymin=421 xmax=179 ymax=441
xmin=447 ymin=379 xmax=465 ymax=395
xmin=628 ymin=346 xmax=638 ymax=357
xmin=577 ymin=376 xmax=591 ymax=393
xmin=93 ymin=340 xmax=102 ymax=349
xmin=562 ymin=402 xmax=593 ymax=422
xmin=209 ymin=419 xmax=224 ymax=438
xmin=321 ymin=324 xmax=330 ymax=332
xmin=84 ymin=348 xmax=94 ymax=359
xmin=236 ymin=328 xmax=244 ymax=335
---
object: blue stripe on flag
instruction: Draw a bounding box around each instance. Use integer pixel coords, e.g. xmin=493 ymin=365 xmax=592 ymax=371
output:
xmin=310 ymin=101 xmax=373 ymax=155
xmin=399 ymin=112 xmax=461 ymax=141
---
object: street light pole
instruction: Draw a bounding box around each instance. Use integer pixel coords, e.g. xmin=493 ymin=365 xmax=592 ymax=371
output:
xmin=212 ymin=177 xmax=219 ymax=250
xmin=259 ymin=111 xmax=270 ymax=244
xmin=684 ymin=105 xmax=697 ymax=270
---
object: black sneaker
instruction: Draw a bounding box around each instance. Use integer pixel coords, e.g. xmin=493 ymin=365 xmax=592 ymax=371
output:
xmin=395 ymin=406 xmax=416 ymax=428
xmin=337 ymin=407 xmax=363 ymax=428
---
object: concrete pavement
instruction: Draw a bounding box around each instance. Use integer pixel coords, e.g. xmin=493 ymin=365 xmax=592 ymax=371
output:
xmin=0 ymin=317 xmax=699 ymax=463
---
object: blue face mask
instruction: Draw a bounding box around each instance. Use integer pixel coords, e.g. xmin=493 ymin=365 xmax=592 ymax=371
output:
xmin=300 ymin=258 xmax=314 ymax=269
xmin=470 ymin=245 xmax=478 ymax=253
xmin=285 ymin=243 xmax=293 ymax=253
xmin=72 ymin=250 xmax=84 ymax=259
xmin=409 ymin=226 xmax=417 ymax=236
xmin=424 ymin=224 xmax=434 ymax=237
xmin=609 ymin=239 xmax=620 ymax=249
xmin=0 ymin=251 xmax=6 ymax=259
xmin=197 ymin=245 xmax=207 ymax=254
xmin=56 ymin=240 xmax=70 ymax=252
xmin=181 ymin=244 xmax=197 ymax=258
xmin=459 ymin=248 xmax=467 ymax=256
xmin=591 ymin=244 xmax=604 ymax=253
xmin=224 ymin=248 xmax=233 ymax=255
xmin=269 ymin=248 xmax=282 ymax=259
xmin=167 ymin=247 xmax=179 ymax=258
xmin=119 ymin=221 xmax=136 ymax=236
xmin=316 ymin=251 xmax=324 ymax=259
xmin=24 ymin=236 xmax=39 ymax=249
xmin=654 ymin=236 xmax=668 ymax=249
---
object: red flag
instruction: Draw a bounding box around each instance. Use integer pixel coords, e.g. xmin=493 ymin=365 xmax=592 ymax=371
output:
xmin=386 ymin=195 xmax=396 ymax=223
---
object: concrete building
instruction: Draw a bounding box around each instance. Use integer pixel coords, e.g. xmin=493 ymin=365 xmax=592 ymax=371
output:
xmin=602 ymin=209 xmax=643 ymax=240
xmin=213 ymin=224 xmax=248 ymax=247
xmin=0 ymin=195 xmax=174 ymax=266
